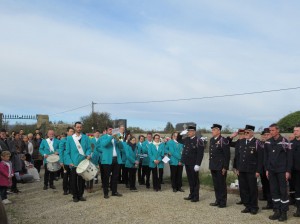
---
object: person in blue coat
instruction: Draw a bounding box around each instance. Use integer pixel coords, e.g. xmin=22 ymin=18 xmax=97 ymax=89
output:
xmin=39 ymin=129 xmax=60 ymax=190
xmin=141 ymin=133 xmax=153 ymax=188
xmin=137 ymin=135 xmax=145 ymax=185
xmin=148 ymin=134 xmax=165 ymax=191
xmin=116 ymin=126 xmax=126 ymax=184
xmin=165 ymin=132 xmax=184 ymax=192
xmin=65 ymin=122 xmax=91 ymax=203
xmin=125 ymin=136 xmax=140 ymax=191
xmin=95 ymin=125 xmax=123 ymax=199
xmin=58 ymin=127 xmax=74 ymax=195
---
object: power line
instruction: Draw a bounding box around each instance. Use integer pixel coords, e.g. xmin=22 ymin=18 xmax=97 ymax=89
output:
xmin=95 ymin=86 xmax=300 ymax=105
xmin=50 ymin=104 xmax=91 ymax=116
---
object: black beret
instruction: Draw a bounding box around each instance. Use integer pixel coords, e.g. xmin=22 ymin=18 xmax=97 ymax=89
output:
xmin=211 ymin=124 xmax=222 ymax=130
xmin=245 ymin=125 xmax=255 ymax=131
xmin=187 ymin=125 xmax=196 ymax=131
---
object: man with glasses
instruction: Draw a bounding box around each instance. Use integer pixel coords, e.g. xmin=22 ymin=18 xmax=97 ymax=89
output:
xmin=236 ymin=125 xmax=263 ymax=215
xmin=265 ymin=123 xmax=292 ymax=221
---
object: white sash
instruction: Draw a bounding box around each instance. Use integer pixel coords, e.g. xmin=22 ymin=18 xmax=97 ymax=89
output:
xmin=72 ymin=134 xmax=85 ymax=156
xmin=46 ymin=138 xmax=55 ymax=152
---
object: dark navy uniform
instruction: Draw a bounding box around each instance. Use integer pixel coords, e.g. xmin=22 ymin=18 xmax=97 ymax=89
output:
xmin=264 ymin=135 xmax=292 ymax=214
xmin=291 ymin=138 xmax=300 ymax=216
xmin=236 ymin=138 xmax=263 ymax=213
xmin=209 ymin=136 xmax=230 ymax=207
xmin=180 ymin=136 xmax=204 ymax=201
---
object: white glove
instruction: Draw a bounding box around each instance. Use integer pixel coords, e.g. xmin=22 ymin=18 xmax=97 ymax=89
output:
xmin=194 ymin=165 xmax=200 ymax=172
xmin=180 ymin=129 xmax=188 ymax=135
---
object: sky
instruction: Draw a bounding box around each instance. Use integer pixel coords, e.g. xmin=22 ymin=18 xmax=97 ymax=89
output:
xmin=0 ymin=0 xmax=300 ymax=131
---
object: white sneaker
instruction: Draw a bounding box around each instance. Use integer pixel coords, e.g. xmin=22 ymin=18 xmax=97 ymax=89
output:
xmin=2 ymin=199 xmax=12 ymax=204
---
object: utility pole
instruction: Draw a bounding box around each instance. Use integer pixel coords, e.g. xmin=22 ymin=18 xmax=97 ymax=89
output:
xmin=92 ymin=101 xmax=96 ymax=132
xmin=92 ymin=101 xmax=95 ymax=114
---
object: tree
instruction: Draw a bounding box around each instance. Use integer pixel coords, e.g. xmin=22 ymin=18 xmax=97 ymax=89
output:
xmin=80 ymin=112 xmax=112 ymax=133
xmin=127 ymin=126 xmax=145 ymax=133
xmin=277 ymin=111 xmax=300 ymax=132
xmin=164 ymin=122 xmax=175 ymax=133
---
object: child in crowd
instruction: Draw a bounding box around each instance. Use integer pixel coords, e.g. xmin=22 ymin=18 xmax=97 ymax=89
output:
xmin=0 ymin=151 xmax=14 ymax=205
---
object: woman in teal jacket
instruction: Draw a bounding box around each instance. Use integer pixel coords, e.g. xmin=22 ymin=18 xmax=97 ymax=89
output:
xmin=165 ymin=132 xmax=184 ymax=192
xmin=148 ymin=134 xmax=165 ymax=191
xmin=125 ymin=136 xmax=139 ymax=191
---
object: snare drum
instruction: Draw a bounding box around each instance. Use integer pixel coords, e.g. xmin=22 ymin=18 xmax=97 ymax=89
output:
xmin=76 ymin=159 xmax=98 ymax=181
xmin=46 ymin=154 xmax=61 ymax=172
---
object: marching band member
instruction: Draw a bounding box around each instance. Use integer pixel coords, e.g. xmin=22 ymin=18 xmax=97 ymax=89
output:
xmin=165 ymin=132 xmax=184 ymax=192
xmin=179 ymin=125 xmax=204 ymax=202
xmin=141 ymin=133 xmax=152 ymax=189
xmin=236 ymin=125 xmax=263 ymax=215
xmin=209 ymin=124 xmax=230 ymax=207
xmin=148 ymin=134 xmax=165 ymax=191
xmin=59 ymin=127 xmax=74 ymax=195
xmin=90 ymin=130 xmax=101 ymax=185
xmin=124 ymin=136 xmax=139 ymax=191
xmin=265 ymin=123 xmax=292 ymax=221
xmin=65 ymin=122 xmax=91 ymax=202
xmin=97 ymin=125 xmax=123 ymax=199
xmin=116 ymin=125 xmax=126 ymax=184
xmin=39 ymin=129 xmax=59 ymax=190
xmin=137 ymin=135 xmax=145 ymax=185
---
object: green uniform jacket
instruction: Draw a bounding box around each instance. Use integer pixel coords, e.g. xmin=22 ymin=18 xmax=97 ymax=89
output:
xmin=165 ymin=140 xmax=184 ymax=166
xmin=124 ymin=143 xmax=139 ymax=168
xmin=97 ymin=134 xmax=123 ymax=165
xmin=148 ymin=143 xmax=165 ymax=169
xmin=39 ymin=138 xmax=60 ymax=164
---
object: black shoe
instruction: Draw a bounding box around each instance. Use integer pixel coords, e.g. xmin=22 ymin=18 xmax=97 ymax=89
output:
xmin=173 ymin=189 xmax=177 ymax=192
xmin=210 ymin=202 xmax=219 ymax=206
xmin=294 ymin=208 xmax=300 ymax=217
xmin=191 ymin=199 xmax=199 ymax=202
xmin=178 ymin=188 xmax=185 ymax=192
xmin=218 ymin=205 xmax=226 ymax=208
xmin=79 ymin=197 xmax=86 ymax=201
xmin=63 ymin=191 xmax=68 ymax=195
xmin=278 ymin=212 xmax=287 ymax=222
xmin=50 ymin=185 xmax=56 ymax=189
xmin=112 ymin=192 xmax=122 ymax=197
xmin=146 ymin=185 xmax=150 ymax=189
xmin=241 ymin=208 xmax=251 ymax=213
xmin=262 ymin=205 xmax=273 ymax=210
xmin=104 ymin=195 xmax=109 ymax=199
xmin=236 ymin=201 xmax=243 ymax=205
xmin=73 ymin=198 xmax=79 ymax=202
xmin=184 ymin=196 xmax=192 ymax=200
xmin=250 ymin=209 xmax=258 ymax=215
xmin=269 ymin=210 xmax=281 ymax=220
xmin=43 ymin=186 xmax=48 ymax=190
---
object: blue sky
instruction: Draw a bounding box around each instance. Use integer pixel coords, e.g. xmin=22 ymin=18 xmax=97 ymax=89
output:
xmin=1 ymin=0 xmax=299 ymax=131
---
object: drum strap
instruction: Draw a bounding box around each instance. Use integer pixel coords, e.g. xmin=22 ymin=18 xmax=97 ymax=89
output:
xmin=46 ymin=138 xmax=55 ymax=152
xmin=72 ymin=134 xmax=85 ymax=156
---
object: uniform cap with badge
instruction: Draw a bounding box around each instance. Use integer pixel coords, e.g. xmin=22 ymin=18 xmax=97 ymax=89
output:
xmin=211 ymin=124 xmax=222 ymax=130
xmin=244 ymin=124 xmax=255 ymax=132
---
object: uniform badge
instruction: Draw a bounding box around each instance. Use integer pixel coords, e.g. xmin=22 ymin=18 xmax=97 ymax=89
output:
xmin=251 ymin=151 xmax=253 ymax=154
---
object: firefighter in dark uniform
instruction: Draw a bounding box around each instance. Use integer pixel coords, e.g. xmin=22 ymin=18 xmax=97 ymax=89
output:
xmin=265 ymin=123 xmax=292 ymax=222
xmin=179 ymin=125 xmax=204 ymax=202
xmin=291 ymin=124 xmax=300 ymax=217
xmin=209 ymin=124 xmax=230 ymax=208
xmin=260 ymin=128 xmax=273 ymax=210
xmin=236 ymin=125 xmax=263 ymax=215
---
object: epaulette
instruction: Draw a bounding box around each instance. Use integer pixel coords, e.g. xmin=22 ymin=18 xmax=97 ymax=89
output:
xmin=221 ymin=137 xmax=229 ymax=145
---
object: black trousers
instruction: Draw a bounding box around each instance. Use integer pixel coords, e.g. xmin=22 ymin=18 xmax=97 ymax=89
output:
xmin=34 ymin=160 xmax=43 ymax=173
xmin=119 ymin=164 xmax=129 ymax=184
xmin=0 ymin=186 xmax=8 ymax=200
xmin=185 ymin=165 xmax=200 ymax=200
xmin=11 ymin=176 xmax=17 ymax=191
xmin=99 ymin=163 xmax=104 ymax=184
xmin=142 ymin=166 xmax=151 ymax=187
xmin=293 ymin=170 xmax=300 ymax=208
xmin=170 ymin=165 xmax=183 ymax=190
xmin=289 ymin=170 xmax=296 ymax=203
xmin=63 ymin=165 xmax=71 ymax=193
xmin=211 ymin=170 xmax=227 ymax=206
xmin=129 ymin=168 xmax=137 ymax=189
xmin=86 ymin=180 xmax=94 ymax=189
xmin=239 ymin=172 xmax=258 ymax=210
xmin=56 ymin=167 xmax=64 ymax=179
xmin=138 ymin=158 xmax=144 ymax=183
xmin=269 ymin=171 xmax=289 ymax=212
xmin=151 ymin=167 xmax=163 ymax=190
xmin=260 ymin=169 xmax=272 ymax=206
xmin=102 ymin=157 xmax=120 ymax=195
xmin=70 ymin=167 xmax=85 ymax=199
xmin=44 ymin=164 xmax=54 ymax=187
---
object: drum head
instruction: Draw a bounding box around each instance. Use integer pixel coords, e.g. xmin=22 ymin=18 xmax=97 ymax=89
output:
xmin=46 ymin=154 xmax=59 ymax=163
xmin=76 ymin=159 xmax=89 ymax=174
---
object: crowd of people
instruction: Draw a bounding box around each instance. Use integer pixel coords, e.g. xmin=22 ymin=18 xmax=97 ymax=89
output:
xmin=0 ymin=122 xmax=299 ymax=222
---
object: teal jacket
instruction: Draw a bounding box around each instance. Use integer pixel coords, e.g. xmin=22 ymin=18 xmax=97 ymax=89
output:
xmin=141 ymin=140 xmax=152 ymax=166
xmin=58 ymin=138 xmax=68 ymax=165
xmin=148 ymin=143 xmax=165 ymax=169
xmin=65 ymin=134 xmax=91 ymax=167
xmin=39 ymin=138 xmax=60 ymax=164
xmin=124 ymin=143 xmax=139 ymax=168
xmin=137 ymin=142 xmax=143 ymax=159
xmin=90 ymin=137 xmax=102 ymax=164
xmin=96 ymin=134 xmax=123 ymax=165
xmin=165 ymin=140 xmax=184 ymax=166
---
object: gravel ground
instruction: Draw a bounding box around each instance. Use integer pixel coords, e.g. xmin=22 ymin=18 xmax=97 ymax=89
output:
xmin=5 ymin=171 xmax=299 ymax=224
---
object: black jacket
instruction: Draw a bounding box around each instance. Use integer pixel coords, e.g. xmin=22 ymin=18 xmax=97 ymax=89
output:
xmin=209 ymin=136 xmax=230 ymax=170
xmin=291 ymin=139 xmax=300 ymax=171
xmin=236 ymin=138 xmax=263 ymax=173
xmin=179 ymin=136 xmax=204 ymax=166
xmin=264 ymin=135 xmax=292 ymax=173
